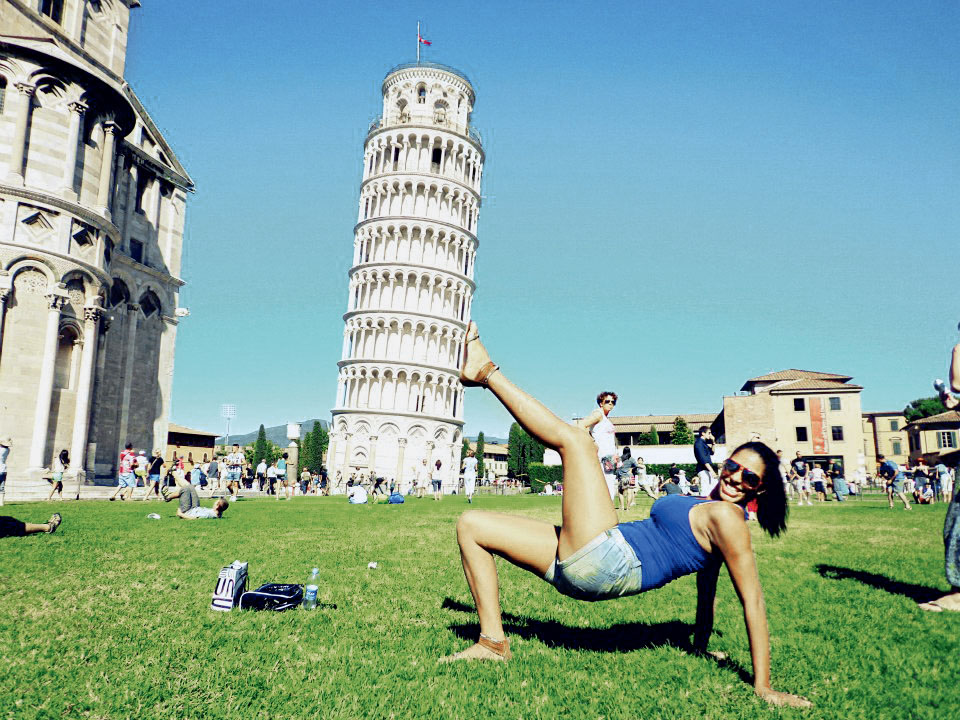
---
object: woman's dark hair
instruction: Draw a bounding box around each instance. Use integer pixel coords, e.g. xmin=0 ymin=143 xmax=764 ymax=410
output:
xmin=596 ymin=391 xmax=618 ymax=406
xmin=621 ymin=447 xmax=631 ymax=459
xmin=59 ymin=449 xmax=70 ymax=464
xmin=735 ymin=441 xmax=787 ymax=538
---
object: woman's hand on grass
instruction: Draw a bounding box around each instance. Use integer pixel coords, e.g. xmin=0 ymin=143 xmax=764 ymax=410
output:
xmin=754 ymin=686 xmax=812 ymax=708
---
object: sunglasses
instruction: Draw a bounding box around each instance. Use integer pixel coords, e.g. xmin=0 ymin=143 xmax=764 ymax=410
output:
xmin=723 ymin=458 xmax=762 ymax=489
xmin=602 ymin=399 xmax=616 ymax=405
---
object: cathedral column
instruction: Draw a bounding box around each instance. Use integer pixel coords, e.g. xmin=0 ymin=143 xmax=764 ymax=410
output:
xmin=394 ymin=437 xmax=407 ymax=487
xmin=28 ymin=291 xmax=68 ymax=468
xmin=69 ymin=303 xmax=102 ymax=489
xmin=339 ymin=432 xmax=353 ymax=484
xmin=123 ymin=160 xmax=139 ymax=247
xmin=367 ymin=435 xmax=378 ymax=477
xmin=62 ymin=101 xmax=88 ymax=198
xmin=325 ymin=433 xmax=338 ymax=474
xmin=7 ymin=83 xmax=35 ymax=183
xmin=96 ymin=121 xmax=119 ymax=216
xmin=115 ymin=303 xmax=140 ymax=454
xmin=0 ymin=279 xmax=11 ymax=362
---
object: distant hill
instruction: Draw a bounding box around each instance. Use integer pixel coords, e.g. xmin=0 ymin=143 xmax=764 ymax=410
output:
xmin=218 ymin=419 xmax=328 ymax=447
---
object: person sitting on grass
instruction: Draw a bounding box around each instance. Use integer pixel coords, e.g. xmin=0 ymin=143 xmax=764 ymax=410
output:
xmin=0 ymin=513 xmax=61 ymax=538
xmin=161 ymin=477 xmax=228 ymax=519
xmin=347 ymin=480 xmax=368 ymax=505
xmin=441 ymin=322 xmax=811 ymax=709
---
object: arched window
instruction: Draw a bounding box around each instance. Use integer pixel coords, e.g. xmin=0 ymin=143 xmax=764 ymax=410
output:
xmin=54 ymin=327 xmax=78 ymax=389
xmin=416 ymin=85 xmax=426 ymax=104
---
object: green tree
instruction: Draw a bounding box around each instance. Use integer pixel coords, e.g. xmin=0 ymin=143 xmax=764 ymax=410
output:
xmin=671 ymin=416 xmax=694 ymax=445
xmin=300 ymin=427 xmax=315 ymax=476
xmin=252 ymin=424 xmax=270 ymax=467
xmin=638 ymin=425 xmax=660 ymax=445
xmin=904 ymin=396 xmax=947 ymax=423
xmin=310 ymin=422 xmax=328 ymax=472
xmin=508 ymin=423 xmax=544 ymax=483
xmin=476 ymin=431 xmax=486 ymax=477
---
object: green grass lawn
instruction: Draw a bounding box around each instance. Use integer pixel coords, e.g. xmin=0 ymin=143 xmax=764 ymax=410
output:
xmin=1 ymin=493 xmax=957 ymax=719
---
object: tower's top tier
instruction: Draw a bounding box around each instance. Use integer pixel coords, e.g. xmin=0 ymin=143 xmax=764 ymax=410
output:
xmin=376 ymin=62 xmax=478 ymax=142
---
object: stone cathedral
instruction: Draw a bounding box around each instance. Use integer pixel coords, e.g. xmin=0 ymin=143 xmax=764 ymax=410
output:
xmin=0 ymin=1 xmax=192 ymax=500
xmin=328 ymin=62 xmax=483 ymax=488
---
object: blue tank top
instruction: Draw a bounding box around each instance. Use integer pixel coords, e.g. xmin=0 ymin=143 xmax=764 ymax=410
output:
xmin=618 ymin=495 xmax=721 ymax=591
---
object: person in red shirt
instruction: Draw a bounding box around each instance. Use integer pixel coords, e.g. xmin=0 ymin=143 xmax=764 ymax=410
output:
xmin=109 ymin=443 xmax=136 ymax=501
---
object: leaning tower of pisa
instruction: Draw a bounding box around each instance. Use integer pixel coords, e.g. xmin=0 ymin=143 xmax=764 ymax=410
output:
xmin=328 ymin=62 xmax=483 ymax=490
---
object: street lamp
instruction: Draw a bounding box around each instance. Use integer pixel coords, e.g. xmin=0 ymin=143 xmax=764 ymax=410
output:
xmin=220 ymin=404 xmax=236 ymax=449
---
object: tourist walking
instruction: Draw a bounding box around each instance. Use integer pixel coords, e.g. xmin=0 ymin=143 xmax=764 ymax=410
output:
xmin=110 ymin=443 xmax=136 ymax=501
xmin=442 ymin=322 xmax=810 ymax=708
xmin=790 ymin=453 xmax=812 ymax=506
xmin=694 ymin=427 xmax=718 ymax=497
xmin=225 ymin=444 xmax=244 ymax=500
xmin=777 ymin=450 xmax=793 ymax=500
xmin=810 ymin=463 xmax=827 ymax=502
xmin=206 ymin=455 xmax=220 ymax=494
xmin=829 ymin=459 xmax=847 ymax=502
xmin=46 ymin=449 xmax=68 ymax=501
xmin=0 ymin=437 xmax=10 ymax=498
xmin=416 ymin=459 xmax=429 ymax=499
xmin=255 ymin=459 xmax=267 ymax=491
xmin=615 ymin=447 xmax=639 ymax=516
xmin=462 ymin=449 xmax=478 ymax=503
xmin=878 ymin=454 xmax=911 ymax=510
xmin=143 ymin=449 xmax=164 ymax=501
xmin=267 ymin=461 xmax=279 ymax=498
xmin=577 ymin=391 xmax=619 ymax=501
xmin=432 ymin=459 xmax=444 ymax=500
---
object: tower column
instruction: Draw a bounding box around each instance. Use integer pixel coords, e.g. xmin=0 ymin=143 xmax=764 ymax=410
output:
xmin=368 ymin=435 xmax=378 ymax=476
xmin=116 ymin=303 xmax=140 ymax=454
xmin=325 ymin=433 xmax=338 ymax=475
xmin=0 ymin=281 xmax=11 ymax=363
xmin=96 ymin=121 xmax=119 ymax=216
xmin=395 ymin=437 xmax=407 ymax=487
xmin=339 ymin=432 xmax=353 ymax=483
xmin=62 ymin=101 xmax=88 ymax=198
xmin=29 ymin=291 xmax=68 ymax=468
xmin=69 ymin=303 xmax=103 ymax=491
xmin=7 ymin=83 xmax=35 ymax=184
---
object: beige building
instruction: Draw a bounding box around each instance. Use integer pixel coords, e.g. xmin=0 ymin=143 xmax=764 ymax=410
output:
xmin=0 ymin=1 xmax=192 ymax=500
xmin=904 ymin=410 xmax=960 ymax=467
xmin=612 ymin=413 xmax=720 ymax=447
xmin=165 ymin=423 xmax=217 ymax=466
xmin=719 ymin=369 xmax=865 ymax=477
xmin=861 ymin=411 xmax=909 ymax=472
xmin=468 ymin=440 xmax=507 ymax=481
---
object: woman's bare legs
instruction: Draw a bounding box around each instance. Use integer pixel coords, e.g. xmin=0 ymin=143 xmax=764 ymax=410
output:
xmin=446 ymin=324 xmax=618 ymax=661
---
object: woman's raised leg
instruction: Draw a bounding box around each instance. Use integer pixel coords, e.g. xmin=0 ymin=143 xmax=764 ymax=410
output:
xmin=461 ymin=323 xmax=617 ymax=561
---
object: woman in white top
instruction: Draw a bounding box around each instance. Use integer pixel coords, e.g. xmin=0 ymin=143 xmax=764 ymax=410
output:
xmin=578 ymin=391 xmax=619 ymax=501
xmin=416 ymin=459 xmax=429 ymax=499
xmin=47 ymin=449 xmax=68 ymax=501
xmin=462 ymin=450 xmax=479 ymax=503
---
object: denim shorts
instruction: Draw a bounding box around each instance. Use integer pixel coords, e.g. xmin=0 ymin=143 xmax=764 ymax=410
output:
xmin=118 ymin=472 xmax=135 ymax=488
xmin=544 ymin=527 xmax=644 ymax=602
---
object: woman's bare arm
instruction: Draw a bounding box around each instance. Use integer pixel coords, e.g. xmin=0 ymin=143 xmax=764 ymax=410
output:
xmin=693 ymin=561 xmax=721 ymax=652
xmin=712 ymin=507 xmax=812 ymax=708
xmin=576 ymin=408 xmax=603 ymax=431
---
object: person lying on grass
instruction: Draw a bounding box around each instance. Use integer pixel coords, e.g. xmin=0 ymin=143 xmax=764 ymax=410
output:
xmin=0 ymin=513 xmax=61 ymax=538
xmin=442 ymin=321 xmax=811 ymax=709
xmin=161 ymin=479 xmax=228 ymax=519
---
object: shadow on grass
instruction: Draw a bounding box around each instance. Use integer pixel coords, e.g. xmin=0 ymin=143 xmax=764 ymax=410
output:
xmin=441 ymin=597 xmax=750 ymax=683
xmin=815 ymin=564 xmax=943 ymax=603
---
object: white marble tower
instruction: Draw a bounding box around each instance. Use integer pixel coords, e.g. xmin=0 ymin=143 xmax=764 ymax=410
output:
xmin=329 ymin=61 xmax=483 ymax=489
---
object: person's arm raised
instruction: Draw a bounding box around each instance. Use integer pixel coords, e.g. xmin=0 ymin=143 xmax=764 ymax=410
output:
xmin=712 ymin=506 xmax=812 ymax=708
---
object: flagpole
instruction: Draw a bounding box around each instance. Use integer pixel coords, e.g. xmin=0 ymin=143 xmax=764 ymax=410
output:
xmin=417 ymin=21 xmax=420 ymax=63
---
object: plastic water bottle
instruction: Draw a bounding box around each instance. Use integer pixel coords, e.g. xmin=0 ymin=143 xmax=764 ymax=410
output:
xmin=302 ymin=568 xmax=319 ymax=610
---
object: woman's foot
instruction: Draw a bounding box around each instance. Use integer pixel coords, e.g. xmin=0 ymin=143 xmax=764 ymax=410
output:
xmin=460 ymin=322 xmax=499 ymax=388
xmin=46 ymin=513 xmax=62 ymax=533
xmin=439 ymin=635 xmax=511 ymax=663
xmin=918 ymin=591 xmax=960 ymax=612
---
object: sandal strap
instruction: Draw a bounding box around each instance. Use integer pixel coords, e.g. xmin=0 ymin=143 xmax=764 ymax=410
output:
xmin=478 ymin=633 xmax=510 ymax=658
xmin=476 ymin=362 xmax=500 ymax=387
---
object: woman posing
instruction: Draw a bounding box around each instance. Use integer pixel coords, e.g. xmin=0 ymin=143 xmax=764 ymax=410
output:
xmin=443 ymin=323 xmax=810 ymax=709
xmin=47 ymin=449 xmax=68 ymax=501
xmin=577 ymin=391 xmax=619 ymax=501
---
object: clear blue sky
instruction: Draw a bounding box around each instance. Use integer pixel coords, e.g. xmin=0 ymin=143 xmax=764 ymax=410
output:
xmin=125 ymin=1 xmax=959 ymax=439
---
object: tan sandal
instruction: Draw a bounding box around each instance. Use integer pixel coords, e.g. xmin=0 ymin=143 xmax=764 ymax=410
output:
xmin=460 ymin=330 xmax=499 ymax=388
xmin=439 ymin=633 xmax=512 ymax=662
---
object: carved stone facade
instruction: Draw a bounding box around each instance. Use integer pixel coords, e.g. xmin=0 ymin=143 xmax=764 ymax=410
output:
xmin=0 ymin=1 xmax=192 ymax=500
xmin=329 ymin=62 xmax=483 ymax=489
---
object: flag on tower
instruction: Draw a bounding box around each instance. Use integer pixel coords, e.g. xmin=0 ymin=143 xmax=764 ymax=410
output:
xmin=419 ymin=33 xmax=432 ymax=46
